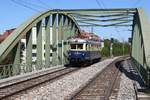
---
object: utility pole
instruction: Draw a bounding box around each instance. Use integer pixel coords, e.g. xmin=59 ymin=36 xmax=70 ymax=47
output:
xmin=91 ymin=26 xmax=93 ymax=33
xmin=122 ymin=39 xmax=124 ymax=56
xmin=110 ymin=38 xmax=113 ymax=58
xmin=128 ymin=38 xmax=132 ymax=56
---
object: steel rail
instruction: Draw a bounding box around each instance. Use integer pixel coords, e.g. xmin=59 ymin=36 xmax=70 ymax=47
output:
xmin=67 ymin=57 xmax=125 ymax=100
xmin=0 ymin=67 xmax=80 ymax=99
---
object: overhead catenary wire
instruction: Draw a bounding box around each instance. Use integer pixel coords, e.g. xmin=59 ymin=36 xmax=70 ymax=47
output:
xmin=11 ymin=0 xmax=40 ymax=12
xmin=11 ymin=0 xmax=51 ymax=12
xmin=38 ymin=0 xmax=53 ymax=10
xmin=86 ymin=0 xmax=103 ymax=32
xmin=95 ymin=0 xmax=104 ymax=9
xmin=95 ymin=0 xmax=130 ymax=42
xmin=99 ymin=0 xmax=106 ymax=8
xmin=19 ymin=0 xmax=48 ymax=10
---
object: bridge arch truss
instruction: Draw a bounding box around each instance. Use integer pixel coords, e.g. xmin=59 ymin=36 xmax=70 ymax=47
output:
xmin=0 ymin=10 xmax=80 ymax=75
xmin=0 ymin=8 xmax=150 ymax=87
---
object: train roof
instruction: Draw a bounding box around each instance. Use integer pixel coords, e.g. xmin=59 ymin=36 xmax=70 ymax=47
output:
xmin=68 ymin=38 xmax=101 ymax=45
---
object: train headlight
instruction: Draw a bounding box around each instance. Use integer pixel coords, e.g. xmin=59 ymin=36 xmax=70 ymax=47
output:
xmin=69 ymin=53 xmax=71 ymax=56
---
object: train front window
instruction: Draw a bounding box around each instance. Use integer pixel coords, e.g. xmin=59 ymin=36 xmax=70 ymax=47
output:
xmin=70 ymin=44 xmax=76 ymax=49
xmin=77 ymin=44 xmax=83 ymax=49
xmin=70 ymin=44 xmax=83 ymax=50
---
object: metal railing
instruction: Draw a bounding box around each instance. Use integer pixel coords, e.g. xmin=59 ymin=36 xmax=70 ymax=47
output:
xmin=0 ymin=62 xmax=53 ymax=79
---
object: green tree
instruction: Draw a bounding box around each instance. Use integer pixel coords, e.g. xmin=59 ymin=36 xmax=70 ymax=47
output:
xmin=101 ymin=39 xmax=130 ymax=57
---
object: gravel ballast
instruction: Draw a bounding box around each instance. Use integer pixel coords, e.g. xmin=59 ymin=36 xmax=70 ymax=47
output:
xmin=117 ymin=60 xmax=136 ymax=100
xmin=6 ymin=57 xmax=119 ymax=100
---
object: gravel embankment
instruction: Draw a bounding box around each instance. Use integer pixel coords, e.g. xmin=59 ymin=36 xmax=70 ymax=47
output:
xmin=117 ymin=60 xmax=136 ymax=100
xmin=6 ymin=57 xmax=119 ymax=100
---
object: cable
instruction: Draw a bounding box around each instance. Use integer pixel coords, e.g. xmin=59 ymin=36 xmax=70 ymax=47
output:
xmin=38 ymin=0 xmax=53 ymax=10
xmin=99 ymin=0 xmax=106 ymax=8
xmin=95 ymin=0 xmax=113 ymax=39
xmin=95 ymin=0 xmax=104 ymax=9
xmin=20 ymin=0 xmax=48 ymax=10
xmin=11 ymin=0 xmax=50 ymax=12
xmin=11 ymin=0 xmax=40 ymax=12
xmin=95 ymin=0 xmax=129 ymax=42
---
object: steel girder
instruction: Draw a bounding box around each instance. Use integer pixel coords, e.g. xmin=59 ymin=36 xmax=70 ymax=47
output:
xmin=131 ymin=8 xmax=150 ymax=87
xmin=68 ymin=9 xmax=135 ymax=27
xmin=60 ymin=8 xmax=136 ymax=14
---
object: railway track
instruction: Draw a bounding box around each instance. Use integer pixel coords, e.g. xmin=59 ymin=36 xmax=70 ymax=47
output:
xmin=0 ymin=66 xmax=80 ymax=99
xmin=69 ymin=58 xmax=124 ymax=100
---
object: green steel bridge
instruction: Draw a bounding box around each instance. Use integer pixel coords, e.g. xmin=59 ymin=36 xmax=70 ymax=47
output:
xmin=0 ymin=8 xmax=150 ymax=87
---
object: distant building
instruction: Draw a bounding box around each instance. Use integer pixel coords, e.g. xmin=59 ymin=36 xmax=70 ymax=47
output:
xmin=0 ymin=28 xmax=16 ymax=64
xmin=0 ymin=28 xmax=16 ymax=43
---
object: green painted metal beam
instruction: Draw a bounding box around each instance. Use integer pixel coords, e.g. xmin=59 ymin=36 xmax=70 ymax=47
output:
xmin=71 ymin=13 xmax=134 ymax=18
xmin=62 ymin=8 xmax=136 ymax=14
xmin=58 ymin=14 xmax=63 ymax=65
xmin=13 ymin=42 xmax=21 ymax=75
xmin=63 ymin=16 xmax=69 ymax=65
xmin=26 ymin=29 xmax=32 ymax=72
xmin=131 ymin=8 xmax=150 ymax=87
xmin=75 ymin=26 xmax=79 ymax=34
xmin=78 ymin=20 xmax=132 ymax=27
xmin=79 ymin=24 xmax=132 ymax=27
xmin=76 ymin=19 xmax=133 ymax=22
xmin=75 ymin=16 xmax=133 ymax=22
xmin=71 ymin=24 xmax=76 ymax=36
xmin=63 ymin=16 xmax=68 ymax=39
xmin=68 ymin=19 xmax=72 ymax=37
xmin=52 ymin=14 xmax=57 ymax=66
xmin=45 ymin=16 xmax=51 ymax=68
xmin=36 ymin=20 xmax=43 ymax=69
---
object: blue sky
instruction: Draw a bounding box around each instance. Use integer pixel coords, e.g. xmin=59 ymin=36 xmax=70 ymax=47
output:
xmin=0 ymin=0 xmax=149 ymax=41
